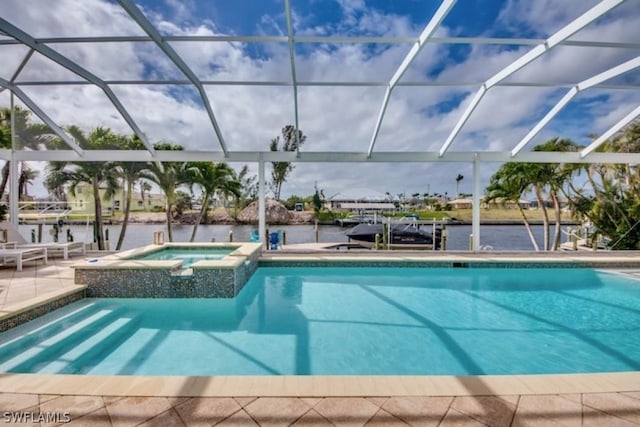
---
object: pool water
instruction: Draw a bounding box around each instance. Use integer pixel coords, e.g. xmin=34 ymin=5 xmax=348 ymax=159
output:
xmin=134 ymin=247 xmax=233 ymax=267
xmin=1 ymin=267 xmax=639 ymax=375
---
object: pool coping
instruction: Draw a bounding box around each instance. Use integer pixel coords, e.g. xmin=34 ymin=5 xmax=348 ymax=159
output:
xmin=1 ymin=372 xmax=639 ymax=397
xmin=73 ymin=242 xmax=263 ymax=270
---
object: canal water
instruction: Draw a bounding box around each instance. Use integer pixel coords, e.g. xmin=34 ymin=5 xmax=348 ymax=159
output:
xmin=18 ymin=223 xmax=563 ymax=251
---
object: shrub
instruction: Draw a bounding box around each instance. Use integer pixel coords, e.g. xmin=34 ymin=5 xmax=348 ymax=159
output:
xmin=315 ymin=210 xmax=337 ymax=221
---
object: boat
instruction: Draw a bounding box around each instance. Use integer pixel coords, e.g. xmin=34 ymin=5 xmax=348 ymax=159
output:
xmin=346 ymin=223 xmax=441 ymax=250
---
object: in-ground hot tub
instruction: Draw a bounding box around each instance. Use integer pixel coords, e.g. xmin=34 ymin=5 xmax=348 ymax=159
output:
xmin=132 ymin=246 xmax=234 ymax=266
xmin=73 ymin=242 xmax=262 ymax=298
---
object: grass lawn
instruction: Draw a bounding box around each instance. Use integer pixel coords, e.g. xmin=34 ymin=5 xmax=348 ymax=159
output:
xmin=386 ymin=208 xmax=568 ymax=222
xmin=451 ymin=208 xmax=566 ymax=221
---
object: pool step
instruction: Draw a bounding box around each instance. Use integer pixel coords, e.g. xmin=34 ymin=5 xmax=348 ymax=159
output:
xmin=59 ymin=312 xmax=142 ymax=374
xmin=84 ymin=327 xmax=168 ymax=375
xmin=37 ymin=312 xmax=140 ymax=374
xmin=0 ymin=306 xmax=128 ymax=373
xmin=0 ymin=302 xmax=104 ymax=361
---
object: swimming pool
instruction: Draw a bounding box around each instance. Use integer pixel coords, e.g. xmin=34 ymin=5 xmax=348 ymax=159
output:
xmin=2 ymin=266 xmax=639 ymax=375
xmin=133 ymin=247 xmax=235 ymax=267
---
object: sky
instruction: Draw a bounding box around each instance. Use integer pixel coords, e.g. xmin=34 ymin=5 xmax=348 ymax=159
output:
xmin=1 ymin=0 xmax=640 ymax=200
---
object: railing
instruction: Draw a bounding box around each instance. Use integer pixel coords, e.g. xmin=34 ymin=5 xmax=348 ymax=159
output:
xmin=17 ymin=201 xmax=73 ymax=226
xmin=18 ymin=200 xmax=72 ymax=213
xmin=561 ymin=225 xmax=611 ymax=251
xmin=15 ymin=201 xmax=94 ymax=245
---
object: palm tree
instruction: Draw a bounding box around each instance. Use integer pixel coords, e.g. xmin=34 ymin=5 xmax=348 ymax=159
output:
xmin=562 ymin=122 xmax=640 ymax=249
xmin=269 ymin=125 xmax=306 ymax=200
xmin=214 ymin=166 xmax=242 ymax=221
xmin=455 ymin=174 xmax=464 ymax=198
xmin=485 ymin=163 xmax=540 ymax=251
xmin=114 ymin=135 xmax=148 ymax=250
xmin=140 ymin=181 xmax=152 ymax=211
xmin=0 ymin=118 xmax=10 ymax=198
xmin=529 ymin=167 xmax=551 ymax=251
xmin=490 ymin=161 xmax=553 ymax=250
xmin=533 ymin=138 xmax=581 ymax=249
xmin=18 ymin=163 xmax=38 ymax=200
xmin=0 ymin=107 xmax=56 ymax=200
xmin=139 ymin=143 xmax=186 ymax=242
xmin=184 ymin=162 xmax=241 ymax=242
xmin=236 ymin=165 xmax=257 ymax=212
xmin=45 ymin=126 xmax=121 ymax=250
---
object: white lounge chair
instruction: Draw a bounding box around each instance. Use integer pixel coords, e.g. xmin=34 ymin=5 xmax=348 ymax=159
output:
xmin=0 ymin=247 xmax=47 ymax=271
xmin=0 ymin=222 xmax=86 ymax=260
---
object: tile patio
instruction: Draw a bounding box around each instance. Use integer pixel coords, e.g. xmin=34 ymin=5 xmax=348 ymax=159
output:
xmin=0 ymin=393 xmax=639 ymax=426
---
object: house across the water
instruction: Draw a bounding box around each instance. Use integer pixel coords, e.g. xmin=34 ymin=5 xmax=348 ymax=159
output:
xmin=324 ymin=188 xmax=397 ymax=212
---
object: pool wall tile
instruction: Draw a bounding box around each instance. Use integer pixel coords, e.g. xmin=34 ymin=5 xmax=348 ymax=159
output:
xmin=0 ymin=289 xmax=86 ymax=332
xmin=74 ymin=243 xmax=263 ymax=298
xmin=78 ymin=269 xmax=175 ymax=298
xmin=257 ymin=259 xmax=603 ymax=269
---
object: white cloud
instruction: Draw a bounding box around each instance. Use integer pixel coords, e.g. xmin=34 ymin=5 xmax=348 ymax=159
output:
xmin=589 ymin=90 xmax=640 ymax=133
xmin=1 ymin=0 xmax=144 ymax=37
xmin=1 ymin=0 xmax=639 ymax=200
xmin=497 ymin=0 xmax=601 ymax=37
xmin=164 ymin=0 xmax=197 ymax=24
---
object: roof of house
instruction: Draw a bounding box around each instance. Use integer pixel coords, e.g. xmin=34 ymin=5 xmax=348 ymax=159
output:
xmin=328 ymin=188 xmax=396 ymax=202
xmin=338 ymin=202 xmax=396 ymax=210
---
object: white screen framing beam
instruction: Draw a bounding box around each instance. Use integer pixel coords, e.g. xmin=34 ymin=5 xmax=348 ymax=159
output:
xmin=258 ymin=154 xmax=266 ymax=247
xmin=11 ymin=80 xmax=640 ymax=90
xmin=117 ymin=0 xmax=228 ymax=156
xmin=1 ymin=35 xmax=639 ymax=50
xmin=0 ymin=78 xmax=84 ymax=155
xmin=438 ymin=0 xmax=626 ymax=157
xmin=511 ymin=55 xmax=640 ymax=156
xmin=9 ymin=93 xmax=18 ymax=226
xmin=9 ymin=48 xmax=34 ymax=83
xmin=367 ymin=0 xmax=456 ymax=156
xmin=5 ymin=149 xmax=640 ymax=165
xmin=472 ymin=154 xmax=481 ymax=251
xmin=284 ymin=0 xmax=300 ymax=154
xmin=581 ymin=105 xmax=640 ymax=157
xmin=0 ymin=48 xmax=85 ymax=154
xmin=0 ymin=16 xmax=157 ymax=157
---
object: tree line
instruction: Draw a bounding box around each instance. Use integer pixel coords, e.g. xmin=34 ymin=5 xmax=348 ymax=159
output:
xmin=485 ymin=123 xmax=640 ymax=250
xmin=2 ymin=106 xmax=639 ymax=250
xmin=0 ymin=107 xmax=306 ymax=250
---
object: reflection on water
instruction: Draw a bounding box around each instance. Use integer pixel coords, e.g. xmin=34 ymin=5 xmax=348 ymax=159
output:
xmin=2 ymin=267 xmax=639 ymax=375
xmin=18 ymin=223 xmax=561 ymax=251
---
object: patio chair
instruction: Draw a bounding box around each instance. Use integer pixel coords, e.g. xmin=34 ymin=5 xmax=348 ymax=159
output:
xmin=269 ymin=231 xmax=280 ymax=250
xmin=0 ymin=247 xmax=47 ymax=271
xmin=0 ymin=222 xmax=85 ymax=260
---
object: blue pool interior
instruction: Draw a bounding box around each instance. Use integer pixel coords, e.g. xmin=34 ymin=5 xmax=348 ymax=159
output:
xmin=1 ymin=267 xmax=639 ymax=376
xmin=133 ymin=247 xmax=234 ymax=267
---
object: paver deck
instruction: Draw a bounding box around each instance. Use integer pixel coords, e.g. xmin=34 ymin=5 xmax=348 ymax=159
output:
xmin=0 ymin=393 xmax=638 ymax=426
